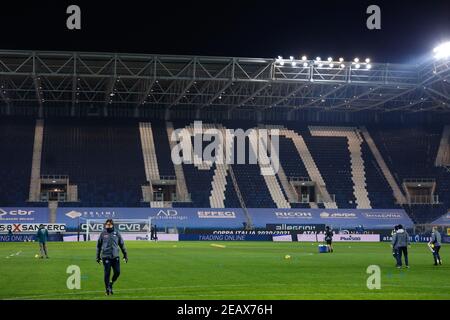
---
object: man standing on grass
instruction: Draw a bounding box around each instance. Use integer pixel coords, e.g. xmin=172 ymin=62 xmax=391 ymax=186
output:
xmin=96 ymin=219 xmax=128 ymax=296
xmin=36 ymin=224 xmax=49 ymax=259
xmin=324 ymin=226 xmax=334 ymax=253
xmin=392 ymin=224 xmax=410 ymax=268
xmin=429 ymin=226 xmax=442 ymax=266
xmin=391 ymin=225 xmax=399 ymax=262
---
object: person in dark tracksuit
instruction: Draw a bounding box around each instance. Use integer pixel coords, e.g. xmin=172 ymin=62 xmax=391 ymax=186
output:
xmin=96 ymin=219 xmax=128 ymax=295
xmin=36 ymin=224 xmax=49 ymax=259
xmin=324 ymin=226 xmax=334 ymax=253
xmin=391 ymin=224 xmax=410 ymax=268
xmin=391 ymin=225 xmax=399 ymax=261
xmin=429 ymin=227 xmax=442 ymax=266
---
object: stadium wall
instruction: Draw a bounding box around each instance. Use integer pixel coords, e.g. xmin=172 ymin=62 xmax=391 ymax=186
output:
xmin=0 ymin=207 xmax=413 ymax=232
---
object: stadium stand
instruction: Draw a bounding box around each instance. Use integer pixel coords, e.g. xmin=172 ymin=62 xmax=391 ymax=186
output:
xmin=0 ymin=118 xmax=35 ymax=206
xmin=1 ymin=118 xmax=450 ymax=224
xmin=40 ymin=119 xmax=147 ymax=207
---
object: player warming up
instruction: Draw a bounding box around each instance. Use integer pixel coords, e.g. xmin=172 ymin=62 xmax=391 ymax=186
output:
xmin=429 ymin=226 xmax=442 ymax=266
xmin=36 ymin=224 xmax=49 ymax=259
xmin=96 ymin=219 xmax=128 ymax=295
xmin=391 ymin=224 xmax=410 ymax=268
xmin=324 ymin=226 xmax=334 ymax=253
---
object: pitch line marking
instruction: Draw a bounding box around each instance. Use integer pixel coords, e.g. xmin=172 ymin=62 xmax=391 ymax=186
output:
xmin=5 ymin=283 xmax=305 ymax=300
xmin=210 ymin=244 xmax=226 ymax=248
xmin=6 ymin=280 xmax=450 ymax=300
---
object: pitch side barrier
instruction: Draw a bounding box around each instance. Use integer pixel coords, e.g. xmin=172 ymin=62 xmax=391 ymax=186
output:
xmin=0 ymin=207 xmax=415 ymax=241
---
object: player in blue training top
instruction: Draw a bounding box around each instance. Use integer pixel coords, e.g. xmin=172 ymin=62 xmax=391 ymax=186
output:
xmin=96 ymin=219 xmax=128 ymax=295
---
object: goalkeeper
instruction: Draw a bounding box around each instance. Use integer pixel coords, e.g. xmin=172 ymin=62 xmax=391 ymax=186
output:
xmin=96 ymin=219 xmax=128 ymax=295
xmin=429 ymin=226 xmax=442 ymax=266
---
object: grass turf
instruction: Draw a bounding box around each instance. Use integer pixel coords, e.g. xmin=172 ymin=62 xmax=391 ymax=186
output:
xmin=0 ymin=241 xmax=448 ymax=300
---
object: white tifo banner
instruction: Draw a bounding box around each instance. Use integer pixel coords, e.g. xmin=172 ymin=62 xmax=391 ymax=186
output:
xmin=297 ymin=234 xmax=380 ymax=242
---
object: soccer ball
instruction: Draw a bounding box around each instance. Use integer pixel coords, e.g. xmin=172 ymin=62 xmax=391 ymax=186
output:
xmin=35 ymin=254 xmax=39 ymax=258
xmin=285 ymin=255 xmax=291 ymax=260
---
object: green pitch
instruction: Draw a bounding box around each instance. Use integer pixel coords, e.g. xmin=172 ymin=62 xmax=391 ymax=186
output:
xmin=0 ymin=241 xmax=448 ymax=300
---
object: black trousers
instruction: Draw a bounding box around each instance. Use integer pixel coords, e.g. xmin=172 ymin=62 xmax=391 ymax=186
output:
xmin=103 ymin=257 xmax=121 ymax=289
xmin=433 ymin=246 xmax=441 ymax=264
xmin=396 ymin=246 xmax=408 ymax=266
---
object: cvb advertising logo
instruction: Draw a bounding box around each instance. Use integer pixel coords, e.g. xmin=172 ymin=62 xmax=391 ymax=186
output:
xmin=170 ymin=121 xmax=280 ymax=176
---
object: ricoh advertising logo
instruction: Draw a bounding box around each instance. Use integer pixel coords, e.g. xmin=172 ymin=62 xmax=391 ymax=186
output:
xmin=274 ymin=211 xmax=312 ymax=219
xmin=197 ymin=211 xmax=236 ymax=219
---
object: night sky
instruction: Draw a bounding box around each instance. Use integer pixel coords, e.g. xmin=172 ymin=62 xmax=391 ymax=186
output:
xmin=1 ymin=0 xmax=449 ymax=63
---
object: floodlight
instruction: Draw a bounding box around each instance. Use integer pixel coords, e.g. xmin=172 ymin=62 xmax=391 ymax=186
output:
xmin=366 ymin=64 xmax=372 ymax=69
xmin=365 ymin=58 xmax=370 ymax=63
xmin=327 ymin=57 xmax=333 ymax=62
xmin=316 ymin=57 xmax=321 ymax=61
xmin=303 ymin=62 xmax=309 ymax=67
xmin=339 ymin=57 xmax=344 ymax=62
xmin=355 ymin=63 xmax=360 ymax=69
xmin=340 ymin=63 xmax=345 ymax=68
xmin=301 ymin=55 xmax=307 ymax=61
xmin=354 ymin=58 xmax=359 ymax=63
xmin=433 ymin=41 xmax=450 ymax=59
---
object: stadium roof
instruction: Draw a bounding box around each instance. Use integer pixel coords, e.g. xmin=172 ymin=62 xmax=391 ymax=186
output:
xmin=0 ymin=50 xmax=448 ymax=115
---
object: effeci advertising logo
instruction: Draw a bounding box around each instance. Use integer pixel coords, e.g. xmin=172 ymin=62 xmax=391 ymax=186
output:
xmin=197 ymin=211 xmax=236 ymax=219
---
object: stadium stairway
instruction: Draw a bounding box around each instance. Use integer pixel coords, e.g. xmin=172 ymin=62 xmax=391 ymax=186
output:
xmin=360 ymin=126 xmax=406 ymax=205
xmin=250 ymin=129 xmax=290 ymax=208
xmin=166 ymin=122 xmax=189 ymax=202
xmin=208 ymin=125 xmax=233 ymax=208
xmin=139 ymin=122 xmax=161 ymax=181
xmin=28 ymin=119 xmax=44 ymax=202
xmin=280 ymin=126 xmax=337 ymax=208
xmin=309 ymin=126 xmax=371 ymax=209
xmin=435 ymin=125 xmax=450 ymax=167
